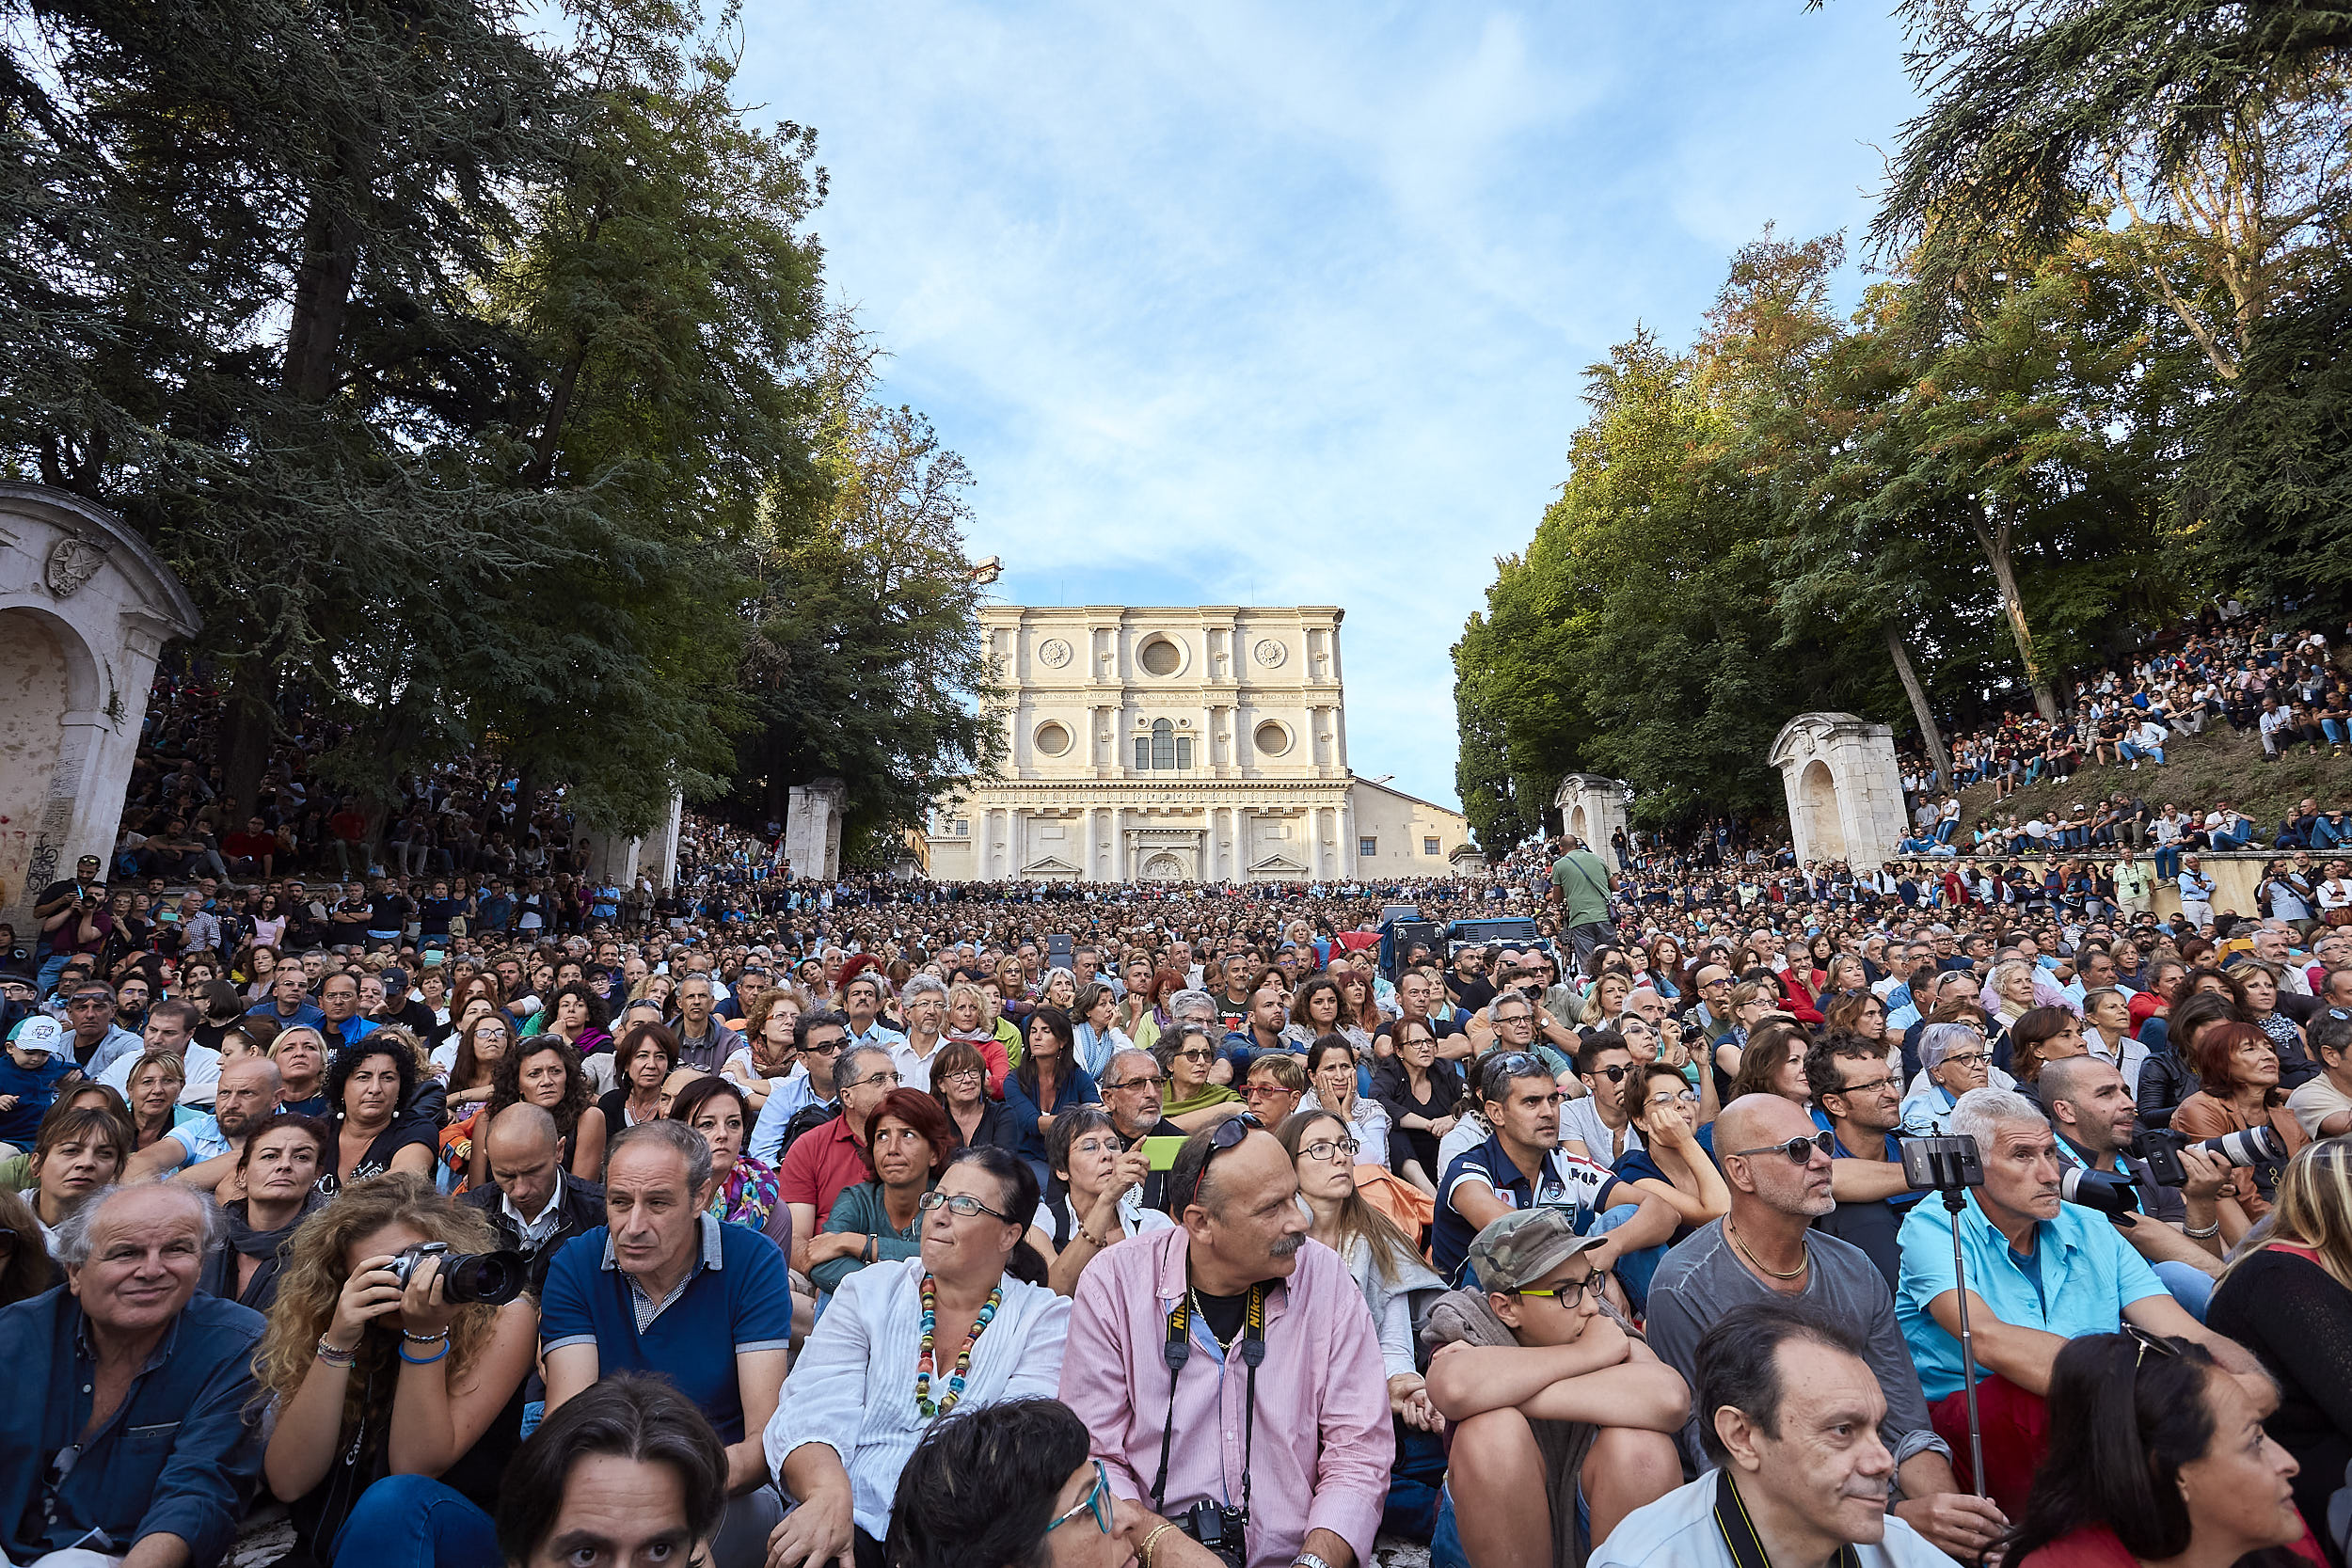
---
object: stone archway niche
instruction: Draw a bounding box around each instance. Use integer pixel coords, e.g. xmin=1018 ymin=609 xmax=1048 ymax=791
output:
xmin=1552 ymin=773 xmax=1630 ymax=862
xmin=1768 ymin=713 xmax=1906 ymax=869
xmin=0 ymin=483 xmax=200 ymax=926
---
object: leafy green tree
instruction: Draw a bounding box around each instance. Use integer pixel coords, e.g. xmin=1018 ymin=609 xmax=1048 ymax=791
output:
xmin=731 ymin=313 xmax=1006 ymax=865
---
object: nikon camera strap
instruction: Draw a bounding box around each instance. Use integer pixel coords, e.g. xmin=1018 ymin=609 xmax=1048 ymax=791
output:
xmin=1150 ymin=1283 xmax=1267 ymax=1519
xmin=1712 ymin=1469 xmax=1863 ymax=1568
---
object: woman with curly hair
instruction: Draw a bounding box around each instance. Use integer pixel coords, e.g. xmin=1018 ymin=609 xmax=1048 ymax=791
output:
xmin=1327 ymin=967 xmax=1384 ymax=1050
xmin=325 ymin=1036 xmax=436 ymax=1193
xmin=536 ymin=980 xmax=612 ymax=1058
xmin=259 ymin=1174 xmax=538 ymax=1568
xmin=469 ymin=1035 xmax=606 ymax=1189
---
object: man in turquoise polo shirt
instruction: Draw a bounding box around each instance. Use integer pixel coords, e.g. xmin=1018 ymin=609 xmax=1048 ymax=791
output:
xmin=1894 ymin=1087 xmax=2255 ymax=1518
xmin=541 ymin=1118 xmax=793 ymax=1568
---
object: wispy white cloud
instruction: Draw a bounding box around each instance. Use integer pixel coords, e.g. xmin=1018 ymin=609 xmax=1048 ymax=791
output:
xmin=739 ymin=1 xmax=1917 ymax=811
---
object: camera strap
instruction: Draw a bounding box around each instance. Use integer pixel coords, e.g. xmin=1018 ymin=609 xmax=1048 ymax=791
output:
xmin=1712 ymin=1469 xmax=1862 ymax=1568
xmin=1150 ymin=1282 xmax=1267 ymax=1519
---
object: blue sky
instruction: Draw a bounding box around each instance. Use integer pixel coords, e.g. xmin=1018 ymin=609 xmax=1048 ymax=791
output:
xmin=739 ymin=3 xmax=1920 ymax=811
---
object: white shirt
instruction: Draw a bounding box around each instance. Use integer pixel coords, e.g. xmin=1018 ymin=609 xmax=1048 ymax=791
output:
xmin=1592 ymin=1473 xmax=1950 ymax=1568
xmin=98 ymin=1041 xmax=221 ymax=1102
xmin=763 ymin=1257 xmax=1069 ymax=1541
xmin=1557 ymin=1092 xmax=1643 ymax=1164
xmin=501 ymin=1169 xmax=571 ymax=1247
xmin=889 ymin=1035 xmax=946 ymax=1095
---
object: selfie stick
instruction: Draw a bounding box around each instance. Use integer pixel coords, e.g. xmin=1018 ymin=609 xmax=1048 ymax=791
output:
xmin=1943 ymin=1184 xmax=1988 ymax=1498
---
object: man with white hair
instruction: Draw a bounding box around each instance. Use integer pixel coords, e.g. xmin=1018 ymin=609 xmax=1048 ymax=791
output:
xmin=890 ymin=974 xmax=950 ymax=1092
xmin=1894 ymin=1086 xmax=2256 ymax=1516
xmin=0 ymin=1183 xmax=264 ymax=1568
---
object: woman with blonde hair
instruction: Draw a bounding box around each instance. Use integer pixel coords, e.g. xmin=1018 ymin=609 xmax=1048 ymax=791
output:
xmin=942 ymin=982 xmax=1012 ymax=1096
xmin=259 ymin=1174 xmax=538 ymax=1568
xmin=270 ymin=1023 xmax=331 ymax=1118
xmin=122 ymin=1050 xmax=188 ymax=1150
xmin=2207 ymin=1138 xmax=2352 ymax=1556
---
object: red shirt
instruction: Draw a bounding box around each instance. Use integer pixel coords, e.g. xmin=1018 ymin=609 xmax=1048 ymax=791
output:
xmin=775 ymin=1114 xmax=868 ymax=1229
xmin=2018 ymin=1524 xmax=2324 ymax=1568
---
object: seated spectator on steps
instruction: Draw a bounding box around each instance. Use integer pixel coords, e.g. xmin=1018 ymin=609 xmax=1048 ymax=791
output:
xmin=1899 ymin=1022 xmax=1994 ymax=1137
xmin=456 ymin=1101 xmax=608 ymax=1297
xmin=1422 ymin=1207 xmax=1687 ymax=1567
xmin=540 ymin=1119 xmax=794 ymax=1568
xmin=2000 ymin=1331 xmax=2322 ymax=1568
xmin=2171 ymin=1021 xmax=2309 ymax=1224
xmin=2205 ymin=1139 xmax=2352 ymax=1556
xmin=0 ymin=1183 xmax=266 ymax=1568
xmin=1590 ymin=1301 xmax=1956 ymax=1567
xmin=1895 ymin=1087 xmax=2260 ymax=1518
xmin=761 ymin=1148 xmax=1066 ymax=1568
xmin=2039 ymin=1053 xmax=2234 ymax=1312
xmin=195 ymin=1110 xmax=327 ymax=1314
xmin=259 ymin=1174 xmax=540 ymax=1568
xmin=1644 ymin=1093 xmax=2004 ymax=1562
xmin=492 ymin=1375 xmax=729 ymax=1568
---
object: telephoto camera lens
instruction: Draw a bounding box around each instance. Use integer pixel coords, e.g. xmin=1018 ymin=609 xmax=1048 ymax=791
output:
xmin=438 ymin=1250 xmax=528 ymax=1306
xmin=2200 ymin=1126 xmax=2289 ymax=1169
xmin=2058 ymin=1165 xmax=2141 ymax=1216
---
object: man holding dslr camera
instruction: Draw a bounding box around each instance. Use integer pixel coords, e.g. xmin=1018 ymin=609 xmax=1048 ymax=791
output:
xmin=2037 ymin=1054 xmax=2233 ymax=1314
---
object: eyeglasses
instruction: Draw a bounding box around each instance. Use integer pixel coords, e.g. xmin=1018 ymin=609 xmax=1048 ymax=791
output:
xmin=1938 ymin=1051 xmax=1991 ymax=1069
xmin=1834 ymin=1074 xmax=1899 ymax=1097
xmin=1300 ymin=1137 xmax=1360 ymax=1164
xmin=846 ymin=1069 xmax=902 ymax=1090
xmin=1104 ymin=1072 xmax=1167 ymax=1091
xmin=1518 ymin=1268 xmax=1613 ymax=1306
xmin=2125 ymin=1322 xmax=2181 ymax=1370
xmin=917 ymin=1190 xmax=1013 ymax=1222
xmin=1174 ymin=1047 xmax=1216 ymax=1063
xmin=1047 ymin=1459 xmax=1115 ymax=1536
xmin=1592 ymin=1064 xmax=1631 ymax=1084
xmin=1175 ymin=1114 xmax=1262 ymax=1213
xmin=1645 ymin=1089 xmax=1701 ymax=1109
xmin=1725 ymin=1130 xmax=1836 ymax=1164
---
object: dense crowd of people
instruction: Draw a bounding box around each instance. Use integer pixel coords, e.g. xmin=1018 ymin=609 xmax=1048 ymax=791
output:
xmin=8 ymin=786 xmax=2352 ymax=1568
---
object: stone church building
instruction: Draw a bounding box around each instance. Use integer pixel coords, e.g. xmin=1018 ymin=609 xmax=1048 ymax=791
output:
xmin=922 ymin=605 xmax=1478 ymax=882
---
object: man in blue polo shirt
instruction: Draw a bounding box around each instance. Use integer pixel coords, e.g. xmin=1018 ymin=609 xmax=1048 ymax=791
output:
xmin=1895 ymin=1086 xmax=2256 ymax=1518
xmin=1805 ymin=1032 xmax=1925 ymax=1292
xmin=1433 ymin=1051 xmax=1677 ymax=1295
xmin=541 ymin=1118 xmax=793 ymax=1568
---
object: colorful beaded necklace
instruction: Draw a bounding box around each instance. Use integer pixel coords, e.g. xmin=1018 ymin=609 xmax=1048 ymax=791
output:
xmin=914 ymin=1273 xmax=1003 ymax=1418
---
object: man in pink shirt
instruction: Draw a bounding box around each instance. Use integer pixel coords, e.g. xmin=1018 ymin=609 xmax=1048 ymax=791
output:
xmin=1058 ymin=1114 xmax=1392 ymax=1568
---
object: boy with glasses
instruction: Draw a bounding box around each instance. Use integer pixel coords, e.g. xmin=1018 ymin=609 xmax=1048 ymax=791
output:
xmin=1421 ymin=1207 xmax=1687 ymax=1568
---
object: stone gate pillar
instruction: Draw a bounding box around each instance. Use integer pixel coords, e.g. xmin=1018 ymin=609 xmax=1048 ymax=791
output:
xmin=786 ymin=778 xmax=847 ymax=881
xmin=1552 ymin=774 xmax=1631 ymax=863
xmin=1767 ymin=713 xmax=1908 ymax=868
xmin=0 ymin=484 xmax=200 ymax=927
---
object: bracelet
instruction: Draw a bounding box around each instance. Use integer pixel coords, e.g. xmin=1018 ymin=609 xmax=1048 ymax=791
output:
xmin=1137 ymin=1523 xmax=1178 ymax=1568
xmin=398 ymin=1340 xmax=451 ymax=1366
xmin=2184 ymin=1220 xmax=2222 ymax=1239
xmin=1074 ymin=1225 xmax=1107 ymax=1250
xmin=402 ymin=1328 xmax=450 ymax=1343
xmin=314 ymin=1338 xmax=358 ymax=1367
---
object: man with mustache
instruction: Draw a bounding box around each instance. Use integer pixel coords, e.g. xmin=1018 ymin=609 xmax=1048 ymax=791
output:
xmin=1058 ymin=1114 xmax=1392 ymax=1568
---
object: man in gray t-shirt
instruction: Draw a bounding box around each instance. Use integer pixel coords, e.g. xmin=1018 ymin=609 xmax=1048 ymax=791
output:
xmin=1640 ymin=1095 xmax=2009 ymax=1561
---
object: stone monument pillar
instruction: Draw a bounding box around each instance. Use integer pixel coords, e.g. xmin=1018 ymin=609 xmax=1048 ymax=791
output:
xmin=582 ymin=791 xmax=685 ymax=891
xmin=0 ymin=484 xmax=200 ymax=927
xmin=1552 ymin=774 xmax=1632 ymax=863
xmin=786 ymin=777 xmax=847 ymax=881
xmin=1768 ymin=713 xmax=1908 ymax=868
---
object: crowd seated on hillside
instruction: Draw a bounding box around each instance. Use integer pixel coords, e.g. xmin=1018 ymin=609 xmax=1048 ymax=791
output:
xmin=20 ymin=720 xmax=2352 ymax=1568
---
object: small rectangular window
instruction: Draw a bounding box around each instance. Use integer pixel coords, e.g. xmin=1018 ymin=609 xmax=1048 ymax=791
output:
xmin=1424 ymin=837 xmax=1441 ymax=856
xmin=955 ymin=819 xmax=969 ymax=836
xmin=1359 ymin=837 xmax=1377 ymax=858
xmin=1135 ymin=736 xmax=1150 ymax=771
xmin=1175 ymin=737 xmax=1192 ymax=769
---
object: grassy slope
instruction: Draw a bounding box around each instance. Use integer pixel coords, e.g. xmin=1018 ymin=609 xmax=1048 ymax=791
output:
xmin=1950 ymin=721 xmax=2352 ymax=841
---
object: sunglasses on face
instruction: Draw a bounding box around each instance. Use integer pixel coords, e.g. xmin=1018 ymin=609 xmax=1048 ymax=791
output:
xmin=1726 ymin=1130 xmax=1836 ymax=1164
xmin=1174 ymin=1048 xmax=1215 ymax=1063
xmin=1591 ymin=1064 xmax=1631 ymax=1084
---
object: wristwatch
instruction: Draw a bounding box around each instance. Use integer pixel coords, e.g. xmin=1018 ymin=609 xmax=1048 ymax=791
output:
xmin=1295 ymin=1552 xmax=1334 ymax=1568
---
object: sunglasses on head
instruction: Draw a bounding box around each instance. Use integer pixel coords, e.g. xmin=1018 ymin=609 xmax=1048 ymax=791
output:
xmin=1725 ymin=1130 xmax=1835 ymax=1164
xmin=1174 ymin=1114 xmax=1262 ymax=1214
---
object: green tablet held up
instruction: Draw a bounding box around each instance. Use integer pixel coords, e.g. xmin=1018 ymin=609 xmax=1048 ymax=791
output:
xmin=1140 ymin=1135 xmax=1186 ymax=1171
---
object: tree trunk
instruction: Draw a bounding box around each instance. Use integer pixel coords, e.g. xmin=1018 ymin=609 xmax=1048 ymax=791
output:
xmin=1971 ymin=514 xmax=2059 ymax=722
xmin=283 ymin=192 xmax=360 ymax=400
xmin=218 ymin=670 xmax=279 ymax=824
xmin=1884 ymin=622 xmax=1952 ymax=788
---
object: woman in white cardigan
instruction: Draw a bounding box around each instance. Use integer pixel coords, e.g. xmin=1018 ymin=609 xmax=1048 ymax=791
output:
xmin=764 ymin=1145 xmax=1070 ymax=1566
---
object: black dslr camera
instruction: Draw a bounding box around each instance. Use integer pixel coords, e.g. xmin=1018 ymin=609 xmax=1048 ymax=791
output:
xmin=387 ymin=1241 xmax=528 ymax=1307
xmin=2131 ymin=1124 xmax=2290 ymax=1187
xmin=1173 ymin=1500 xmax=1248 ymax=1568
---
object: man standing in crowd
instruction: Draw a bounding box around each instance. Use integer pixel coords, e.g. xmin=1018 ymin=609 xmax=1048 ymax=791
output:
xmin=0 ymin=1184 xmax=266 ymax=1568
xmin=461 ymin=1101 xmax=609 ymax=1294
xmin=541 ymin=1120 xmax=792 ymax=1568
xmin=1592 ymin=1302 xmax=1956 ymax=1568
xmin=1643 ymin=1095 xmax=2005 ymax=1561
xmin=1549 ymin=834 xmax=1617 ymax=980
xmin=1059 ymin=1116 xmax=1392 ymax=1568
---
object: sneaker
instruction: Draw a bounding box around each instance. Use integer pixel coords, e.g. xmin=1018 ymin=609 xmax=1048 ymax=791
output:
xmin=2130 ymin=761 xmax=2138 ymax=770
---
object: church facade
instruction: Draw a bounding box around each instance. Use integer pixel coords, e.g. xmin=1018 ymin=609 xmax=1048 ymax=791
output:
xmin=922 ymin=604 xmax=1477 ymax=882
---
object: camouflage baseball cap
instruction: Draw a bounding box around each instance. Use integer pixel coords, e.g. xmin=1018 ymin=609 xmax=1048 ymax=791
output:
xmin=1466 ymin=1207 xmax=1609 ymax=1293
